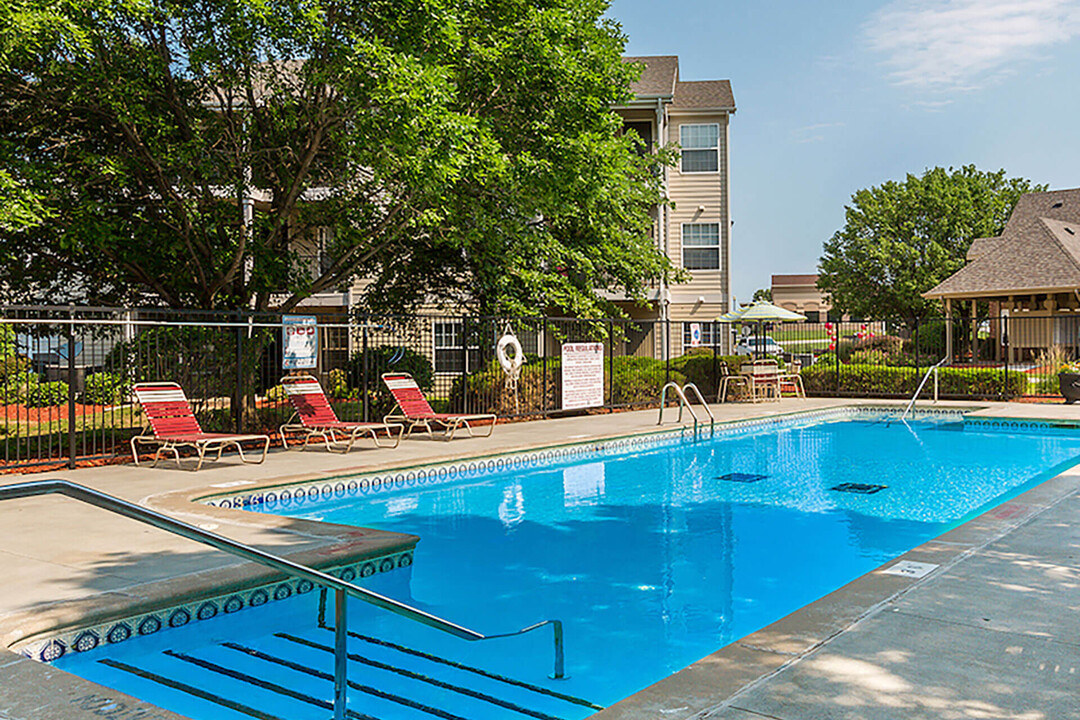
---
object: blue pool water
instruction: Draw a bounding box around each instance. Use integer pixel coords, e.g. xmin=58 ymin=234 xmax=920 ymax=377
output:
xmin=56 ymin=413 xmax=1080 ymax=720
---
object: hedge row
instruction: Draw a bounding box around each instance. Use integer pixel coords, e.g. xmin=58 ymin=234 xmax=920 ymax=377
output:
xmin=800 ymin=362 xmax=1026 ymax=397
xmin=453 ymin=355 xmax=687 ymax=415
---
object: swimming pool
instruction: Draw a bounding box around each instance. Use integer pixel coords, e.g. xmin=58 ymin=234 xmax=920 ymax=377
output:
xmin=53 ymin=410 xmax=1080 ymax=720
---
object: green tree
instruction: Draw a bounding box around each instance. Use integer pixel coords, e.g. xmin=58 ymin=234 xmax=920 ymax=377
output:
xmin=818 ymin=166 xmax=1043 ymax=323
xmin=752 ymin=288 xmax=771 ymax=302
xmin=0 ymin=0 xmax=676 ymax=315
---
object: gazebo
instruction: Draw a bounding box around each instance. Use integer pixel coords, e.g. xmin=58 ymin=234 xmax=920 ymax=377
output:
xmin=923 ymin=188 xmax=1080 ymax=363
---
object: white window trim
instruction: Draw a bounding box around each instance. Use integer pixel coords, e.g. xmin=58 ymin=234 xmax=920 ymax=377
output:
xmin=433 ymin=320 xmax=479 ymax=375
xmin=680 ymin=222 xmax=722 ymax=272
xmin=678 ymin=123 xmax=720 ymax=175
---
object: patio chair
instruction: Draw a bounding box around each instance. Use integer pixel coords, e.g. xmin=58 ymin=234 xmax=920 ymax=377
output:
xmin=382 ymin=372 xmax=496 ymax=440
xmin=718 ymin=362 xmax=751 ymax=402
xmin=131 ymin=382 xmax=270 ymax=471
xmin=778 ymin=360 xmax=805 ymax=398
xmin=279 ymin=374 xmax=403 ymax=453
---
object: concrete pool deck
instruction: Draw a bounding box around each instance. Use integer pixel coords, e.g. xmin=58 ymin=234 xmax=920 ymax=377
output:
xmin=2 ymin=398 xmax=1080 ymax=719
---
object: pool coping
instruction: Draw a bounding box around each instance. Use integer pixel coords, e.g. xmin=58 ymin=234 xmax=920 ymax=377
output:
xmin=5 ymin=399 xmax=1080 ymax=720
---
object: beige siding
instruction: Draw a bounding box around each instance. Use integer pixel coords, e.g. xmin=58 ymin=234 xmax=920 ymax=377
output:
xmin=666 ymin=113 xmax=729 ymax=303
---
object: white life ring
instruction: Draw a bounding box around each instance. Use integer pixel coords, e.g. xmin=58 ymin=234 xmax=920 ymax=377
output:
xmin=497 ymin=333 xmax=525 ymax=374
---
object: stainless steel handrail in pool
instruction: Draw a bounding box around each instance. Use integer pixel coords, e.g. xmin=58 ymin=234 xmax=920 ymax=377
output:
xmin=0 ymin=479 xmax=566 ymax=720
xmin=658 ymin=382 xmax=715 ymax=438
xmin=901 ymin=356 xmax=949 ymax=421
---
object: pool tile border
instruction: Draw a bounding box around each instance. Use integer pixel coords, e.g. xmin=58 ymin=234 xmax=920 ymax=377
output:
xmin=18 ymin=549 xmax=413 ymax=665
xmin=201 ymin=406 xmax=969 ymax=512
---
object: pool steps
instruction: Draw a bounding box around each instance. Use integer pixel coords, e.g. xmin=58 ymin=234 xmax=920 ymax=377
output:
xmin=92 ymin=626 xmax=601 ymax=720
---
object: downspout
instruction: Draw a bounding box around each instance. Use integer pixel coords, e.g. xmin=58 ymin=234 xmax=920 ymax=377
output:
xmin=656 ymin=96 xmax=670 ymax=358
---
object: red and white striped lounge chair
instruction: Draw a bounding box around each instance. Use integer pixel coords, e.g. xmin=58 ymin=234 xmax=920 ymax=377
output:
xmin=278 ymin=374 xmax=402 ymax=453
xmin=382 ymin=372 xmax=496 ymax=440
xmin=131 ymin=382 xmax=270 ymax=471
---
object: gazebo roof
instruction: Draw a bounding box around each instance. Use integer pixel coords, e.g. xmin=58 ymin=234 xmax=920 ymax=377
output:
xmin=925 ymin=189 xmax=1080 ymax=299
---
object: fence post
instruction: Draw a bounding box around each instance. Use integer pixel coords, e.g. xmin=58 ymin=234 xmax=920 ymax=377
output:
xmin=542 ymin=318 xmax=548 ymax=417
xmin=664 ymin=318 xmax=670 ymax=387
xmin=607 ymin=319 xmax=614 ymax=408
xmin=1003 ymin=315 xmax=1010 ymax=401
xmin=460 ymin=316 xmax=469 ymax=414
xmin=711 ymin=321 xmax=719 ymax=398
xmin=234 ymin=311 xmax=244 ymax=433
xmin=913 ymin=318 xmax=920 ymax=400
xmin=834 ymin=321 xmax=841 ymax=394
xmin=67 ymin=307 xmax=76 ymax=469
xmin=361 ymin=317 xmax=370 ymax=423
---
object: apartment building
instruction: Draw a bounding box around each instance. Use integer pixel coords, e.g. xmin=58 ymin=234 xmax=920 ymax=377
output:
xmin=284 ymin=55 xmax=735 ymax=369
xmin=615 ymin=56 xmax=736 ymax=355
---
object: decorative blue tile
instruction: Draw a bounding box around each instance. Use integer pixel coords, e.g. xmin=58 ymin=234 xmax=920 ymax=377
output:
xmin=223 ymin=595 xmax=244 ymax=613
xmin=197 ymin=602 xmax=218 ymax=620
xmin=106 ymin=623 xmax=132 ymax=644
xmin=137 ymin=615 xmax=161 ymax=635
xmin=168 ymin=609 xmax=191 ymax=628
xmin=73 ymin=631 xmax=99 ymax=652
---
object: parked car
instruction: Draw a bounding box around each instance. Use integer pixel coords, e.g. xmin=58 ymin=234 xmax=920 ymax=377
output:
xmin=735 ymin=335 xmax=784 ymax=357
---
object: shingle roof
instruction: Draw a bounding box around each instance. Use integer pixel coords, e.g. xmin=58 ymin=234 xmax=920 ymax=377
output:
xmin=1002 ymin=188 xmax=1080 ymax=236
xmin=673 ymin=80 xmax=736 ymax=111
xmin=965 ymin=236 xmax=1000 ymax=261
xmin=925 ymin=210 xmax=1080 ymax=298
xmin=623 ymin=55 xmax=679 ymax=97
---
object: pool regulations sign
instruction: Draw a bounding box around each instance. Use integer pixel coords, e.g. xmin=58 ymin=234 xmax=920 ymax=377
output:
xmin=561 ymin=342 xmax=604 ymax=410
xmin=282 ymin=315 xmax=318 ymax=369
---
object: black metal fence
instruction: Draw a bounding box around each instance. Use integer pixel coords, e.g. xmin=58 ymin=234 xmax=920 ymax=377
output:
xmin=0 ymin=306 xmax=1072 ymax=471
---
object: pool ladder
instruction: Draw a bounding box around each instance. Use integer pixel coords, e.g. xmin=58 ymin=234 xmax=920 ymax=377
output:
xmin=0 ymin=480 xmax=567 ymax=720
xmin=658 ymin=382 xmax=715 ymax=439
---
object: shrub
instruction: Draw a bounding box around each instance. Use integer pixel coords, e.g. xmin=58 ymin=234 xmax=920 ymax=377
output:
xmin=850 ymin=349 xmax=888 ymax=366
xmin=264 ymin=384 xmax=287 ymax=402
xmin=800 ymin=362 xmax=1025 ymax=398
xmin=450 ymin=354 xmax=686 ymax=415
xmin=0 ymin=354 xmax=30 ymax=380
xmin=82 ymin=372 xmax=130 ymax=405
xmin=326 ymin=368 xmax=356 ymax=399
xmin=347 ymin=345 xmax=433 ymax=391
xmin=0 ymin=371 xmax=38 ymax=403
xmin=669 ymin=352 xmax=747 ymax=399
xmin=24 ymin=380 xmax=69 ymax=407
xmin=855 ymin=334 xmax=903 ymax=357
xmin=344 ymin=346 xmax=434 ymax=417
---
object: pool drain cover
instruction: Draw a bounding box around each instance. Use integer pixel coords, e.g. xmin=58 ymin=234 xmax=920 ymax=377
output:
xmin=717 ymin=473 xmax=768 ymax=483
xmin=831 ymin=482 xmax=887 ymax=495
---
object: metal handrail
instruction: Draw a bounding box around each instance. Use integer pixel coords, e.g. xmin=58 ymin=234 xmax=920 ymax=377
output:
xmin=901 ymin=356 xmax=949 ymax=421
xmin=0 ymin=480 xmax=566 ymax=720
xmin=682 ymin=383 xmax=716 ymax=437
xmin=659 ymin=382 xmax=715 ymax=438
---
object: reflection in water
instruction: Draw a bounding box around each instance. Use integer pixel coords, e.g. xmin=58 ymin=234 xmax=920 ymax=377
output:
xmin=563 ymin=462 xmax=605 ymax=507
xmin=498 ymin=481 xmax=525 ymax=528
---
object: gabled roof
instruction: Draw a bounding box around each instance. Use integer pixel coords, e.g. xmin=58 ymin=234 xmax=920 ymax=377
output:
xmin=965 ymin=236 xmax=1000 ymax=261
xmin=623 ymin=55 xmax=679 ymax=97
xmin=673 ymin=80 xmax=736 ymax=111
xmin=925 ymin=209 xmax=1080 ymax=298
xmin=1002 ymin=188 xmax=1080 ymax=237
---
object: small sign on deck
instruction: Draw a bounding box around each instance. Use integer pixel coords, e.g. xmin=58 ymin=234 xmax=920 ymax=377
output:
xmin=882 ymin=560 xmax=939 ymax=579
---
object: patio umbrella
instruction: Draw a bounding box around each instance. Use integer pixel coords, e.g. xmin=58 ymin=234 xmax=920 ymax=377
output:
xmin=717 ymin=301 xmax=807 ymax=359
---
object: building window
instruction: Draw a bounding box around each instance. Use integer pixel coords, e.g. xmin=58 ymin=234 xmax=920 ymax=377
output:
xmin=682 ymin=322 xmax=718 ymax=348
xmin=682 ymin=223 xmax=720 ymax=270
xmin=804 ymin=311 xmax=820 ymax=322
xmin=680 ymin=124 xmax=719 ymax=173
xmin=433 ymin=322 xmax=480 ymax=373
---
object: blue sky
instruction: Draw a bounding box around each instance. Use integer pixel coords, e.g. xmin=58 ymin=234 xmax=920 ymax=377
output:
xmin=609 ymin=0 xmax=1080 ymax=303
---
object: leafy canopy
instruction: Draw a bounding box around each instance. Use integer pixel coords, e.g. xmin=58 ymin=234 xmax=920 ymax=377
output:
xmin=0 ymin=0 xmax=675 ymax=315
xmin=817 ymin=165 xmax=1044 ymax=323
